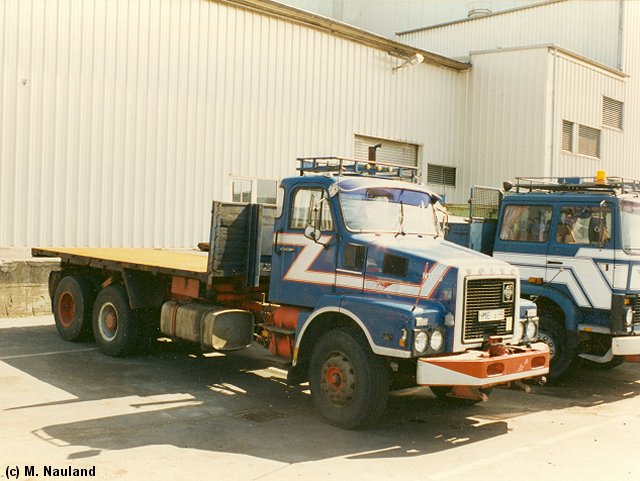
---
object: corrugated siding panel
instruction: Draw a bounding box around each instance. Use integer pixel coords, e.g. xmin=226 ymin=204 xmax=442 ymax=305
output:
xmin=0 ymin=0 xmax=465 ymax=247
xmin=554 ymin=52 xmax=627 ymax=177
xmin=400 ymin=0 xmax=621 ymax=69
xmin=453 ymin=48 xmax=549 ymax=199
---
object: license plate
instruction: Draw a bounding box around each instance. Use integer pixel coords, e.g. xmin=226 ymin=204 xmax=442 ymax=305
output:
xmin=478 ymin=308 xmax=505 ymax=322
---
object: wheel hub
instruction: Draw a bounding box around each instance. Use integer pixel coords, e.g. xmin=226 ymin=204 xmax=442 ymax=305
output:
xmin=57 ymin=292 xmax=76 ymax=328
xmin=98 ymin=303 xmax=118 ymax=341
xmin=540 ymin=332 xmax=557 ymax=361
xmin=320 ymin=353 xmax=356 ymax=407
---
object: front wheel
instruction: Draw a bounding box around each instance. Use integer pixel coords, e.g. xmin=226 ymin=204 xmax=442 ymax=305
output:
xmin=92 ymin=285 xmax=139 ymax=357
xmin=538 ymin=315 xmax=581 ymax=382
xmin=309 ymin=329 xmax=388 ymax=429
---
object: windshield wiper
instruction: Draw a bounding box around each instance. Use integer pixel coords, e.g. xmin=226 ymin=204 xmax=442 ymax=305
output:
xmin=395 ymin=201 xmax=406 ymax=238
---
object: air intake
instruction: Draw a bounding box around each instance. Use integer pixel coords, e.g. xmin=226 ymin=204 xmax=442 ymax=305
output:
xmin=382 ymin=254 xmax=408 ymax=277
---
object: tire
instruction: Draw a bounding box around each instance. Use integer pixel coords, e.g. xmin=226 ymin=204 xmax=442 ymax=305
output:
xmin=52 ymin=276 xmax=96 ymax=341
xmin=309 ymin=329 xmax=388 ymax=429
xmin=430 ymin=386 xmax=493 ymax=405
xmin=538 ymin=313 xmax=581 ymax=382
xmin=92 ymin=285 xmax=139 ymax=357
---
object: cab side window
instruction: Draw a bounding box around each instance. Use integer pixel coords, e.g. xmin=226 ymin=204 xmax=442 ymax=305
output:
xmin=289 ymin=188 xmax=334 ymax=231
xmin=557 ymin=206 xmax=611 ymax=245
xmin=499 ymin=205 xmax=553 ymax=242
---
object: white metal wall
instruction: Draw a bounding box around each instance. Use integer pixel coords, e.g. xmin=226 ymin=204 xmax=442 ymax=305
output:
xmin=455 ymin=48 xmax=551 ymax=196
xmin=399 ymin=0 xmax=622 ymax=70
xmin=401 ymin=0 xmax=640 ymax=184
xmin=554 ymin=51 xmax=629 ymax=178
xmin=0 ymin=0 xmax=465 ymax=248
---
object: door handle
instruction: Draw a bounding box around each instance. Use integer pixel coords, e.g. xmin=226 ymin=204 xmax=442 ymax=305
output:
xmin=547 ymin=260 xmax=563 ymax=265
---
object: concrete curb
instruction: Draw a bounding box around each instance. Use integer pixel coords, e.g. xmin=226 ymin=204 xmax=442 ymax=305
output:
xmin=0 ymin=257 xmax=60 ymax=318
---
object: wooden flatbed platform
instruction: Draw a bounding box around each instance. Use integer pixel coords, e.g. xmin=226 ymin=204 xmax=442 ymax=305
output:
xmin=32 ymin=247 xmax=208 ymax=280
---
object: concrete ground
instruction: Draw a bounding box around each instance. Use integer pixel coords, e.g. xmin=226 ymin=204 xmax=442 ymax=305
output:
xmin=2 ymin=315 xmax=640 ymax=481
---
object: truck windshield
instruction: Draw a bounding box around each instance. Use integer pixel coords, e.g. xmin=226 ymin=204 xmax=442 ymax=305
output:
xmin=340 ymin=187 xmax=438 ymax=235
xmin=621 ymin=199 xmax=640 ymax=255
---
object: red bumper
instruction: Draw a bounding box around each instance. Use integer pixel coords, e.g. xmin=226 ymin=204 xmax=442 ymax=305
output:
xmin=417 ymin=342 xmax=550 ymax=387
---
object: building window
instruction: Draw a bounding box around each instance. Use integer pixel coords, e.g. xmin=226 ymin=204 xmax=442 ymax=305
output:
xmin=577 ymin=125 xmax=601 ymax=158
xmin=562 ymin=120 xmax=574 ymax=152
xmin=603 ymin=96 xmax=623 ymax=130
xmin=427 ymin=164 xmax=456 ymax=187
xmin=232 ymin=178 xmax=278 ymax=204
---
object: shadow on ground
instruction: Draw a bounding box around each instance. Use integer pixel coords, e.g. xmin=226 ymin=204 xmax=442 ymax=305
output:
xmin=2 ymin=322 xmax=640 ymax=464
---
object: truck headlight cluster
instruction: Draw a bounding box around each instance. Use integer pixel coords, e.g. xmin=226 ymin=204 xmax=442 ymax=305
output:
xmin=520 ymin=316 xmax=539 ymax=342
xmin=625 ymin=307 xmax=634 ymax=332
xmin=413 ymin=328 xmax=445 ymax=354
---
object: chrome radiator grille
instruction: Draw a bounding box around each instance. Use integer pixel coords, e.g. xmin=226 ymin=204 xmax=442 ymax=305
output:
xmin=463 ymin=278 xmax=516 ymax=343
xmin=633 ymin=296 xmax=640 ymax=324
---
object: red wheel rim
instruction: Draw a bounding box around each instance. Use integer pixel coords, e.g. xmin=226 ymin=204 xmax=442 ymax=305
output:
xmin=325 ymin=366 xmax=345 ymax=391
xmin=320 ymin=353 xmax=356 ymax=407
xmin=57 ymin=291 xmax=76 ymax=328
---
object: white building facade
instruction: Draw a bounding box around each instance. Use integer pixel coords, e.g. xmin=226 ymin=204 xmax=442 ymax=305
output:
xmin=0 ymin=0 xmax=466 ymax=248
xmin=400 ymin=0 xmax=640 ymax=198
xmin=1 ymin=0 xmax=638 ymax=248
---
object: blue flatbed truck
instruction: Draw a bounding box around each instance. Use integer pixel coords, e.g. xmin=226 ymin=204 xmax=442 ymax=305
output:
xmin=33 ymin=158 xmax=549 ymax=428
xmin=447 ymin=174 xmax=640 ymax=380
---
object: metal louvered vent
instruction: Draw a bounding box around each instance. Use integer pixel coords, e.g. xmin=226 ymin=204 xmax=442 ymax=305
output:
xmin=382 ymin=254 xmax=408 ymax=277
xmin=603 ymin=97 xmax=623 ymax=130
xmin=427 ymin=164 xmax=456 ymax=186
xmin=578 ymin=125 xmax=601 ymax=159
xmin=562 ymin=120 xmax=574 ymax=152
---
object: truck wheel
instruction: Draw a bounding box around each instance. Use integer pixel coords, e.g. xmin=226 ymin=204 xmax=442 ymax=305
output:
xmin=92 ymin=285 xmax=139 ymax=357
xmin=309 ymin=329 xmax=388 ymax=429
xmin=53 ymin=276 xmax=96 ymax=341
xmin=538 ymin=317 xmax=581 ymax=382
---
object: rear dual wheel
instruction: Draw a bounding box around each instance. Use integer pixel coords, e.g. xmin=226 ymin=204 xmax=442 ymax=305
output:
xmin=92 ymin=285 xmax=139 ymax=357
xmin=53 ymin=276 xmax=96 ymax=341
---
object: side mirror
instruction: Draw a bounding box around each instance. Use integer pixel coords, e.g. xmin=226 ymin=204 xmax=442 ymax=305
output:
xmin=304 ymin=224 xmax=322 ymax=243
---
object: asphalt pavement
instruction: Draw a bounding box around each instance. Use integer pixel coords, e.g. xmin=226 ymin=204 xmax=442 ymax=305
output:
xmin=2 ymin=315 xmax=640 ymax=480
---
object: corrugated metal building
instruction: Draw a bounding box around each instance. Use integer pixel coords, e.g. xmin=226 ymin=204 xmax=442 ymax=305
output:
xmin=0 ymin=0 xmax=467 ymax=248
xmin=400 ymin=0 xmax=639 ymax=199
xmin=1 ymin=0 xmax=638 ymax=249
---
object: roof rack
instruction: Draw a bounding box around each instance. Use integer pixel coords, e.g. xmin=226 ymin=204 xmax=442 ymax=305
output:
xmin=508 ymin=175 xmax=640 ymax=195
xmin=296 ymin=156 xmax=419 ymax=182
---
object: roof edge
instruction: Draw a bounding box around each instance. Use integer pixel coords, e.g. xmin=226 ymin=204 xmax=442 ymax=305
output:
xmin=468 ymin=43 xmax=627 ymax=78
xmin=397 ymin=0 xmax=565 ymax=36
xmin=214 ymin=0 xmax=470 ymax=71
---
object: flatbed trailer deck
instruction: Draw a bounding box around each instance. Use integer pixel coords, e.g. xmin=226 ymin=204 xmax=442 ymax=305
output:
xmin=32 ymin=248 xmax=209 ymax=281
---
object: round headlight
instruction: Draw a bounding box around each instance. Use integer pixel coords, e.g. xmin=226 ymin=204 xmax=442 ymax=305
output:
xmin=525 ymin=320 xmax=538 ymax=341
xmin=429 ymin=330 xmax=444 ymax=351
xmin=414 ymin=331 xmax=429 ymax=353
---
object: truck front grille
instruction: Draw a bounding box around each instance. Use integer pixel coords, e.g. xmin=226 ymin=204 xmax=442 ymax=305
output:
xmin=463 ymin=278 xmax=516 ymax=343
xmin=633 ymin=296 xmax=640 ymax=324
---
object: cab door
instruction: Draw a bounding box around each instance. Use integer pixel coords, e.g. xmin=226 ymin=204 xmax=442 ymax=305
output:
xmin=546 ymin=202 xmax=614 ymax=312
xmin=269 ymin=186 xmax=338 ymax=307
